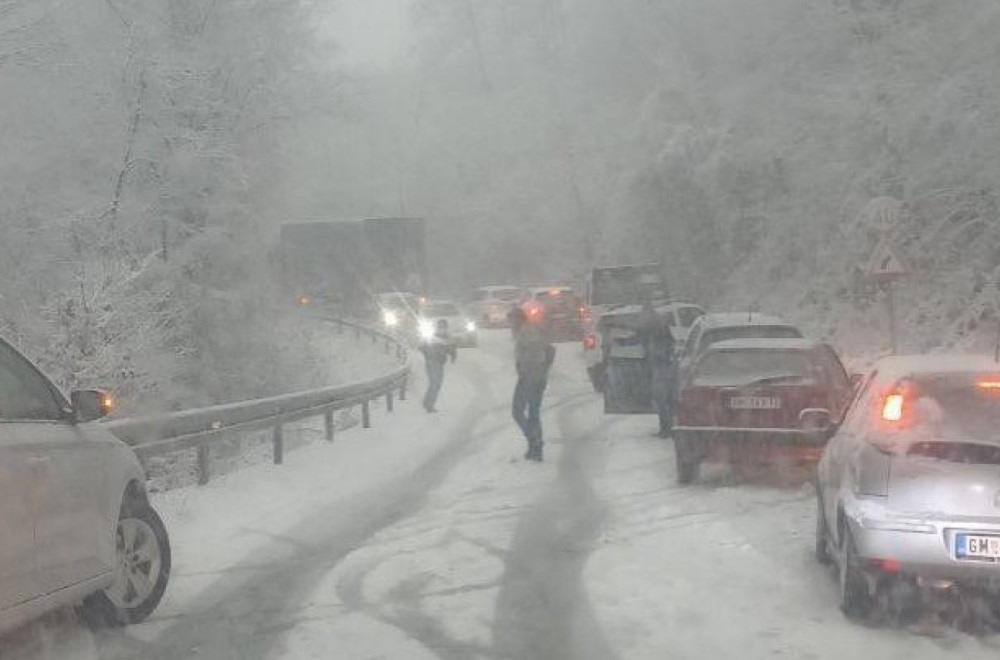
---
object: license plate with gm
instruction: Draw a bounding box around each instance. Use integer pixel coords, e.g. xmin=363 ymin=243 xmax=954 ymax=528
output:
xmin=956 ymin=533 xmax=1000 ymax=561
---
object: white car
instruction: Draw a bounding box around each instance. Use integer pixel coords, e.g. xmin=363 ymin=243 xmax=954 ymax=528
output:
xmin=0 ymin=336 xmax=170 ymax=634
xmin=418 ymin=300 xmax=478 ymax=347
xmin=467 ymin=286 xmax=523 ymax=328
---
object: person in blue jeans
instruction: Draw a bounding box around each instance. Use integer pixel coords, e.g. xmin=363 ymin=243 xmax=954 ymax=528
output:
xmin=509 ymin=307 xmax=555 ymax=461
xmin=420 ymin=319 xmax=457 ymax=412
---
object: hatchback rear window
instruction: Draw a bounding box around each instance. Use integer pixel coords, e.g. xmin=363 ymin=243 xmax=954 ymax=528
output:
xmin=693 ymin=350 xmax=815 ymax=388
xmin=893 ymin=374 xmax=1000 ymax=450
xmin=698 ymin=325 xmax=801 ymax=354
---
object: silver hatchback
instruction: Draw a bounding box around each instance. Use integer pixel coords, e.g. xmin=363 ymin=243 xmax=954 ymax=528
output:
xmin=816 ymin=355 xmax=1000 ymax=621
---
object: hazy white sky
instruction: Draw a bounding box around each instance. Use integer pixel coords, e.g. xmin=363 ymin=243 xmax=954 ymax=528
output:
xmin=327 ymin=0 xmax=413 ymax=70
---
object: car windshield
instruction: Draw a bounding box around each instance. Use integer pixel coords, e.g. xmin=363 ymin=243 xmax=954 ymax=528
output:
xmin=693 ymin=350 xmax=815 ymax=387
xmin=676 ymin=307 xmax=704 ymax=328
xmin=424 ymin=303 xmax=460 ymax=317
xmin=379 ymin=293 xmax=416 ymax=310
xmin=699 ymin=325 xmax=801 ymax=353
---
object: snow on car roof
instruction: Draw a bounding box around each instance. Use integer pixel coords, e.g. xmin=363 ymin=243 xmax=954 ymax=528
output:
xmin=707 ymin=338 xmax=820 ymax=352
xmin=874 ymin=354 xmax=1000 ymax=380
xmin=698 ymin=312 xmax=792 ymax=328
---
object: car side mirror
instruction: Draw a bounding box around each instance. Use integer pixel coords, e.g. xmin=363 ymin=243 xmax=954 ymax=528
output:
xmin=799 ymin=407 xmax=834 ymax=441
xmin=72 ymin=389 xmax=113 ymax=423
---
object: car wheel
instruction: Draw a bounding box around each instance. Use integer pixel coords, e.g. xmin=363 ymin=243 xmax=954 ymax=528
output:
xmin=839 ymin=529 xmax=873 ymax=621
xmin=674 ymin=433 xmax=701 ymax=485
xmin=83 ymin=499 xmax=171 ymax=627
xmin=814 ymin=490 xmax=831 ymax=565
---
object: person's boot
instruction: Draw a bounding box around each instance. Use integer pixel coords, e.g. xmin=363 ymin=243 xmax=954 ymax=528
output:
xmin=524 ymin=441 xmax=534 ymax=460
xmin=533 ymin=440 xmax=544 ymax=462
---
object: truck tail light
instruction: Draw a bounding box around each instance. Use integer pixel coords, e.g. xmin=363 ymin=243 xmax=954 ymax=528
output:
xmin=583 ymin=334 xmax=597 ymax=350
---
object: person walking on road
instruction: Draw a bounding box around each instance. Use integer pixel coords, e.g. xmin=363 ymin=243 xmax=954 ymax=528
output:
xmin=420 ymin=319 xmax=457 ymax=412
xmin=509 ymin=306 xmax=556 ymax=461
xmin=640 ymin=303 xmax=677 ymax=438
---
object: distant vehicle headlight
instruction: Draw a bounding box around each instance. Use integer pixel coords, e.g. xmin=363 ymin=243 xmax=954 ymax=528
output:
xmin=419 ymin=320 xmax=435 ymax=340
xmin=383 ymin=310 xmax=399 ymax=327
xmin=465 ymin=320 xmax=476 ymax=333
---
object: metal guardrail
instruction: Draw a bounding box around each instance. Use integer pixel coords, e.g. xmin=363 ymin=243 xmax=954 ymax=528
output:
xmin=105 ymin=318 xmax=411 ymax=485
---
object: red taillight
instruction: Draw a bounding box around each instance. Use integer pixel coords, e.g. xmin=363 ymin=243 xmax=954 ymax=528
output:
xmin=583 ymin=335 xmax=597 ymax=350
xmin=524 ymin=301 xmax=545 ymax=322
xmin=977 ymin=380 xmax=1000 ymax=391
xmin=881 ymin=394 xmax=904 ymax=422
xmin=866 ymin=558 xmax=901 ymax=574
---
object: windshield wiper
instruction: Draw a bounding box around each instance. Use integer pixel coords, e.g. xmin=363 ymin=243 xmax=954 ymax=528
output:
xmin=739 ymin=373 xmax=804 ymax=387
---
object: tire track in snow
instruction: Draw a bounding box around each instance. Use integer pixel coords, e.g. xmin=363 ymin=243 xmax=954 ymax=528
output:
xmin=491 ymin=390 xmax=622 ymax=660
xmin=94 ymin=358 xmax=504 ymax=660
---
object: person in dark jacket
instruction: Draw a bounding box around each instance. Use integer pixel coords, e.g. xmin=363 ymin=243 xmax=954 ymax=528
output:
xmin=640 ymin=304 xmax=677 ymax=438
xmin=509 ymin=306 xmax=556 ymax=461
xmin=420 ymin=319 xmax=457 ymax=412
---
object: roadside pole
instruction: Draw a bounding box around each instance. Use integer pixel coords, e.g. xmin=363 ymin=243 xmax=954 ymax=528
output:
xmin=886 ymin=282 xmax=897 ymax=355
xmin=860 ymin=197 xmax=910 ymax=354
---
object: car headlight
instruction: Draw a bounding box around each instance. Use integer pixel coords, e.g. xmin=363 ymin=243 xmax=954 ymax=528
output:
xmin=465 ymin=320 xmax=476 ymax=332
xmin=418 ymin=320 xmax=435 ymax=340
xmin=383 ymin=310 xmax=399 ymax=327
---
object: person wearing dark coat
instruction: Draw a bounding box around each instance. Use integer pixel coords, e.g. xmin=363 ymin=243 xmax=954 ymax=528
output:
xmin=640 ymin=304 xmax=677 ymax=438
xmin=420 ymin=319 xmax=457 ymax=412
xmin=509 ymin=307 xmax=556 ymax=461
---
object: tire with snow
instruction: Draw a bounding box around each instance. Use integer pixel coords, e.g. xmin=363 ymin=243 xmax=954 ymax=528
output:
xmin=83 ymin=499 xmax=171 ymax=627
xmin=839 ymin=529 xmax=873 ymax=621
xmin=674 ymin=432 xmax=701 ymax=485
xmin=814 ymin=489 xmax=831 ymax=565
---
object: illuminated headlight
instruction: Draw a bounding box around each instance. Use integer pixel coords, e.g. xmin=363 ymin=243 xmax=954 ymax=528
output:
xmin=419 ymin=320 xmax=435 ymax=340
xmin=465 ymin=320 xmax=476 ymax=333
xmin=383 ymin=310 xmax=399 ymax=327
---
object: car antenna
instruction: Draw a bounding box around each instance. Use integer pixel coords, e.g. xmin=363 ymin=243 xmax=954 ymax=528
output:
xmin=995 ymin=316 xmax=1000 ymax=363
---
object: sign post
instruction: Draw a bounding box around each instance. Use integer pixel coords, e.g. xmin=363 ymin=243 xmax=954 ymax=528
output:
xmin=864 ymin=240 xmax=910 ymax=354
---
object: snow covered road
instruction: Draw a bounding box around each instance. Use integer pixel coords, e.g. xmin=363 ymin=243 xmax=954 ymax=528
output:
xmin=7 ymin=330 xmax=1000 ymax=659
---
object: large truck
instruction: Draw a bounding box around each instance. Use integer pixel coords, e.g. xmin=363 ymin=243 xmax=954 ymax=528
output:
xmin=279 ymin=217 xmax=427 ymax=314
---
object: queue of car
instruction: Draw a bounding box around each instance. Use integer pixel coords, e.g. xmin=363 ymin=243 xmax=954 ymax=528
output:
xmin=590 ymin=296 xmax=1000 ymax=625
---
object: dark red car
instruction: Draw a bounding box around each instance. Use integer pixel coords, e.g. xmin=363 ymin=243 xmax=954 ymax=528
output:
xmin=673 ymin=338 xmax=855 ymax=483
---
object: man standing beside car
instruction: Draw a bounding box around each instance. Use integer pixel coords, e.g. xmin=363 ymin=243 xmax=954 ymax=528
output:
xmin=420 ymin=319 xmax=457 ymax=412
xmin=641 ymin=303 xmax=677 ymax=438
xmin=509 ymin=306 xmax=556 ymax=461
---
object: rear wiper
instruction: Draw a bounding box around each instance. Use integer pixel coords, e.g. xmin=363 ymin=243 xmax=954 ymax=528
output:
xmin=739 ymin=373 xmax=804 ymax=387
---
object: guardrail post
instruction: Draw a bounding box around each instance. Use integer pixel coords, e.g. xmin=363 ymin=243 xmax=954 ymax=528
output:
xmin=362 ymin=400 xmax=371 ymax=428
xmin=324 ymin=410 xmax=334 ymax=441
xmin=399 ymin=378 xmax=407 ymax=401
xmin=273 ymin=424 xmax=284 ymax=464
xmin=386 ymin=390 xmax=394 ymax=412
xmin=197 ymin=445 xmax=211 ymax=485
xmin=371 ymin=333 xmax=377 ymax=345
